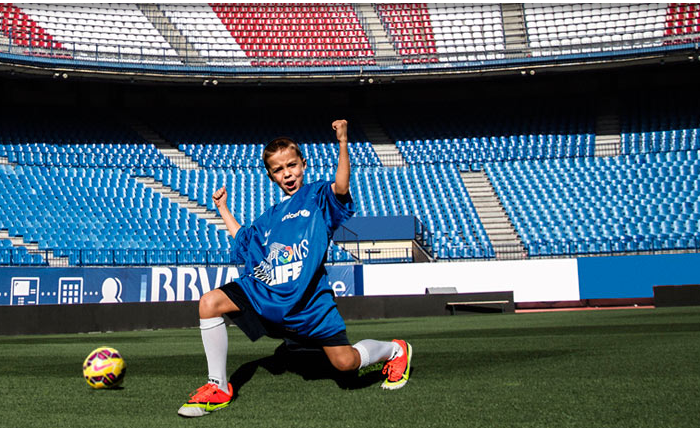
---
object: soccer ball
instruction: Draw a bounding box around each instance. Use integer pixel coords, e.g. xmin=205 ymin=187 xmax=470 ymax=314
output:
xmin=82 ymin=346 xmax=126 ymax=389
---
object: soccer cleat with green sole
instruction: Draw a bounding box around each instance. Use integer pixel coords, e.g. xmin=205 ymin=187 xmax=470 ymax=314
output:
xmin=178 ymin=382 xmax=233 ymax=418
xmin=381 ymin=340 xmax=412 ymax=390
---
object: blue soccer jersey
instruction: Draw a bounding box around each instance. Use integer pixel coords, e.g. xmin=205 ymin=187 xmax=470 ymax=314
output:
xmin=230 ymin=180 xmax=354 ymax=339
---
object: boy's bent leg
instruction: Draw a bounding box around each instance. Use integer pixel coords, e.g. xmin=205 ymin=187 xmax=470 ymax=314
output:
xmin=325 ymin=339 xmax=413 ymax=389
xmin=178 ymin=289 xmax=239 ymax=417
xmin=323 ymin=345 xmax=362 ymax=372
xmin=199 ymin=289 xmax=240 ymax=392
xmin=351 ymin=339 xmax=413 ymax=390
xmin=199 ymin=288 xmax=240 ymax=319
xmin=352 ymin=339 xmax=400 ymax=369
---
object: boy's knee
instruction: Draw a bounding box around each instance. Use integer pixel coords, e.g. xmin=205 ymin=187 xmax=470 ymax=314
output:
xmin=330 ymin=349 xmax=360 ymax=372
xmin=199 ymin=289 xmax=240 ymax=318
xmin=199 ymin=290 xmax=223 ymax=318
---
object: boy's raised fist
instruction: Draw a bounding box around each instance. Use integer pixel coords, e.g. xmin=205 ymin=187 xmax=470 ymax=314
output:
xmin=213 ymin=186 xmax=228 ymax=210
xmin=332 ymin=119 xmax=348 ymax=142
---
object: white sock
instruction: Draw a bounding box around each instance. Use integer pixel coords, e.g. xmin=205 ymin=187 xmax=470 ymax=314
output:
xmin=200 ymin=317 xmax=230 ymax=394
xmin=352 ymin=339 xmax=402 ymax=369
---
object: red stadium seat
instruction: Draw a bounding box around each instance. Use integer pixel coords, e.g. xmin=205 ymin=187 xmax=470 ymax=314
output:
xmin=209 ymin=2 xmax=375 ymax=66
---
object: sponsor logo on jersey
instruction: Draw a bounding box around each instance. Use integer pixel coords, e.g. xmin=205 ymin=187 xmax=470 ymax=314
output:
xmin=278 ymin=246 xmax=294 ymax=264
xmin=281 ymin=209 xmax=310 ymax=222
xmin=253 ymin=240 xmax=309 ymax=286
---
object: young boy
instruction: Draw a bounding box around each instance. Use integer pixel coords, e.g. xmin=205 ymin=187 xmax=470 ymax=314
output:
xmin=178 ymin=120 xmax=412 ymax=418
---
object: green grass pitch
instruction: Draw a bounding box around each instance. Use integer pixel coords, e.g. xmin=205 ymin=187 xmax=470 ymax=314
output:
xmin=1 ymin=307 xmax=699 ymax=428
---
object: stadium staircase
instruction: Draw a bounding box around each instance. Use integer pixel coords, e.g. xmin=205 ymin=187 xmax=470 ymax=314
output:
xmin=130 ymin=121 xmax=201 ymax=170
xmin=460 ymin=171 xmax=526 ymax=259
xmin=352 ymin=4 xmax=398 ymax=63
xmin=132 ymin=176 xmax=225 ymax=231
xmin=595 ymin=113 xmax=622 ymax=157
xmin=156 ymin=146 xmax=201 ymax=170
xmin=357 ymin=113 xmax=406 ymax=167
xmin=136 ymin=3 xmax=205 ymax=66
xmin=373 ymin=144 xmax=406 ymax=167
xmin=501 ymin=3 xmax=529 ymax=52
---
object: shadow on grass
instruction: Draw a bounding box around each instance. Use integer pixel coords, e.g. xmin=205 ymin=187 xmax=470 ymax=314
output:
xmin=229 ymin=341 xmax=384 ymax=399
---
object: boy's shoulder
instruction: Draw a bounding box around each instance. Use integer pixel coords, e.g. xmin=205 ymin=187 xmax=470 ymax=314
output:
xmin=304 ymin=179 xmax=329 ymax=189
xmin=293 ymin=180 xmax=330 ymax=200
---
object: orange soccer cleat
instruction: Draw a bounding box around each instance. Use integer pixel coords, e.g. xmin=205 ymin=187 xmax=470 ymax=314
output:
xmin=381 ymin=339 xmax=413 ymax=390
xmin=178 ymin=382 xmax=233 ymax=418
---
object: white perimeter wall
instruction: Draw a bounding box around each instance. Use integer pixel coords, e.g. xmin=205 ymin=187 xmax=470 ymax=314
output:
xmin=363 ymin=258 xmax=580 ymax=303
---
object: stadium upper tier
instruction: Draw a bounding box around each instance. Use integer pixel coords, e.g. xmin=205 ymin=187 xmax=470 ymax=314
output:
xmin=0 ymin=3 xmax=698 ymax=72
xmin=525 ymin=3 xmax=676 ymax=54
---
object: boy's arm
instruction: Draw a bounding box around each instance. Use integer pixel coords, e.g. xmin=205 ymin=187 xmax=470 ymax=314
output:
xmin=331 ymin=119 xmax=350 ymax=196
xmin=212 ymin=186 xmax=242 ymax=238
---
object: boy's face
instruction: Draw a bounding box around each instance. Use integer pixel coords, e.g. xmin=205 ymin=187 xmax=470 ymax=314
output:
xmin=266 ymin=147 xmax=306 ymax=196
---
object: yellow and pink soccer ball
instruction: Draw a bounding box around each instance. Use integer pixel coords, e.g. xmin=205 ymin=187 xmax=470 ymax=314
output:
xmin=82 ymin=346 xmax=126 ymax=389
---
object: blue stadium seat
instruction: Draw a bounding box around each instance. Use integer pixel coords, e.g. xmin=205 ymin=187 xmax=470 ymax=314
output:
xmin=488 ymin=150 xmax=700 ymax=256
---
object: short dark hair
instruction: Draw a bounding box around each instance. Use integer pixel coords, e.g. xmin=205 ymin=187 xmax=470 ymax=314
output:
xmin=263 ymin=137 xmax=304 ymax=170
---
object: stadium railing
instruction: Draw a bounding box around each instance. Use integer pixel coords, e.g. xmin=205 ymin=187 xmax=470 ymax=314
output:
xmin=2 ymin=237 xmax=699 ymax=268
xmin=525 ymin=237 xmax=700 ymax=258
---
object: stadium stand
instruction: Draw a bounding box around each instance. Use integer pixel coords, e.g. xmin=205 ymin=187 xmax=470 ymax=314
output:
xmin=524 ymin=3 xmax=668 ymax=55
xmin=0 ymin=238 xmax=45 ymax=266
xmin=620 ymin=95 xmax=700 ymax=155
xmin=15 ymin=3 xmax=179 ymax=62
xmin=159 ymin=3 xmax=249 ymax=66
xmin=149 ymin=113 xmax=371 ymax=146
xmin=383 ymin=101 xmax=595 ymax=169
xmin=426 ymin=3 xmax=505 ymax=62
xmin=0 ymin=3 xmax=63 ymax=50
xmin=0 ymin=113 xmax=173 ymax=170
xmin=3 ymin=78 xmax=700 ymax=265
xmin=665 ymin=3 xmax=700 ymax=42
xmin=210 ymin=3 xmax=375 ymax=67
xmin=2 ymin=3 xmax=698 ymax=68
xmin=396 ymin=134 xmax=594 ymax=169
xmin=3 ymin=88 xmax=699 ymax=265
xmin=488 ymin=151 xmax=700 ymax=256
xmin=152 ymin=164 xmax=490 ymax=260
xmin=375 ymin=3 xmax=438 ymax=64
xmin=179 ymin=142 xmax=381 ymax=169
xmin=148 ymin=113 xmax=380 ymax=168
xmin=0 ymin=143 xmax=173 ymax=169
xmin=1 ymin=4 xmax=699 ymax=266
xmin=0 ymin=164 xmax=233 ymax=266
